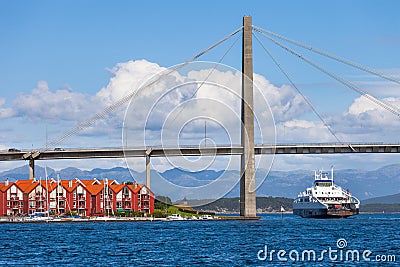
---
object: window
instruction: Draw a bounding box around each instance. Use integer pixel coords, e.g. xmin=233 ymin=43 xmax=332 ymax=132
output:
xmin=116 ymin=202 xmax=122 ymax=208
xmin=73 ymin=192 xmax=76 ymax=200
xmin=7 ymin=201 xmax=10 ymax=207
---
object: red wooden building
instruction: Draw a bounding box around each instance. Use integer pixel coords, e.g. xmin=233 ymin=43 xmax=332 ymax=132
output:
xmin=0 ymin=178 xmax=154 ymax=217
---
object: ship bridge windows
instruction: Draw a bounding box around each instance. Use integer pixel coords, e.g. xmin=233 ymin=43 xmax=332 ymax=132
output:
xmin=315 ymin=182 xmax=332 ymax=187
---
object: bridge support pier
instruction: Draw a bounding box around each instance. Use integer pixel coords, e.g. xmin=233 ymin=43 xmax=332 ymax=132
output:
xmin=240 ymin=16 xmax=257 ymax=218
xmin=29 ymin=159 xmax=35 ymax=180
xmin=146 ymin=155 xmax=150 ymax=188
xmin=146 ymin=148 xmax=151 ymax=189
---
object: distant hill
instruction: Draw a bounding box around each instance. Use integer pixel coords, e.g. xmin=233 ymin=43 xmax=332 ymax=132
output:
xmin=360 ymin=204 xmax=400 ymax=213
xmin=362 ymin=193 xmax=400 ymax=204
xmin=193 ymin=197 xmax=293 ymax=213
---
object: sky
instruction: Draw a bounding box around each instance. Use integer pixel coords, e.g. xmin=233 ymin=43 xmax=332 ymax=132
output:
xmin=0 ymin=0 xmax=400 ymax=174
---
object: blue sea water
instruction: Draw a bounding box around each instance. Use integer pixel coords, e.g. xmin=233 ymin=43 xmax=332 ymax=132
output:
xmin=0 ymin=214 xmax=398 ymax=266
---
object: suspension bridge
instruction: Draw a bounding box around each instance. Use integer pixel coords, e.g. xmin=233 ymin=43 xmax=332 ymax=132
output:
xmin=2 ymin=16 xmax=400 ymax=218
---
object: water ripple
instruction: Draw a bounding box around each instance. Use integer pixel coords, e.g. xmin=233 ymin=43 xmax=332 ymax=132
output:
xmin=0 ymin=214 xmax=398 ymax=266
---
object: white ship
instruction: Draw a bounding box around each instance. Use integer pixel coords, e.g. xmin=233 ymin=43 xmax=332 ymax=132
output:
xmin=293 ymin=168 xmax=360 ymax=218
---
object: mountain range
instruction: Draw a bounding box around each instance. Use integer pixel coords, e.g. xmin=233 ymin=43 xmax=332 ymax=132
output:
xmin=1 ymin=164 xmax=400 ymax=201
xmin=362 ymin=193 xmax=400 ymax=204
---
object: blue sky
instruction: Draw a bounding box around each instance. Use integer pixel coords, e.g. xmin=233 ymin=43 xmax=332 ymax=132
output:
xmin=1 ymin=1 xmax=400 ymax=173
xmin=1 ymin=1 xmax=399 ymax=97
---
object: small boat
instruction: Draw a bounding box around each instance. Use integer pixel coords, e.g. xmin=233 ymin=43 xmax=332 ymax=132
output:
xmin=166 ymin=214 xmax=185 ymax=221
xmin=26 ymin=212 xmax=52 ymax=222
xmin=199 ymin=214 xmax=213 ymax=220
xmin=293 ymin=168 xmax=360 ymax=218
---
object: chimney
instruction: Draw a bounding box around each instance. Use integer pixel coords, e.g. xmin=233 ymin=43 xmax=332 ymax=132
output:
xmin=5 ymin=179 xmax=9 ymax=186
xmin=68 ymin=180 xmax=72 ymax=188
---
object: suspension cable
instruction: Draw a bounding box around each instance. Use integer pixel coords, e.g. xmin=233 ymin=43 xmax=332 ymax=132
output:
xmin=185 ymin=31 xmax=242 ymax=103
xmin=253 ymin=32 xmax=343 ymax=143
xmin=253 ymin=25 xmax=400 ymax=85
xmin=40 ymin=27 xmax=243 ymax=152
xmin=148 ymin=31 xmax=242 ymax=146
xmin=254 ymin=28 xmax=400 ymax=118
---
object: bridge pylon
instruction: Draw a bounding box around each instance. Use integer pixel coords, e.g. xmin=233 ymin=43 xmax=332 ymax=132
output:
xmin=240 ymin=16 xmax=257 ymax=217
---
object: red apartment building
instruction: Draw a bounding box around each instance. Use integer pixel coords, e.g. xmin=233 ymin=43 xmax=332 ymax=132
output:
xmin=0 ymin=178 xmax=154 ymax=217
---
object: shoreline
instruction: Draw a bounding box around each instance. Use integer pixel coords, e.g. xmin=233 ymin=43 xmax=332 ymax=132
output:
xmin=1 ymin=212 xmax=399 ymax=224
xmin=0 ymin=215 xmax=261 ymax=224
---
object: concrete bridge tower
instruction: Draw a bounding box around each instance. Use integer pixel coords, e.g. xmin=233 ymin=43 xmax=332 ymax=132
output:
xmin=240 ymin=16 xmax=257 ymax=217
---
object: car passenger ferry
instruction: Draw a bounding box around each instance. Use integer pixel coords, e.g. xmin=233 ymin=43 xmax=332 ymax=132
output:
xmin=293 ymin=168 xmax=360 ymax=218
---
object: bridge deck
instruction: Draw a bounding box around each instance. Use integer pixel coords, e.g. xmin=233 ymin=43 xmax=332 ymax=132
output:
xmin=1 ymin=143 xmax=400 ymax=161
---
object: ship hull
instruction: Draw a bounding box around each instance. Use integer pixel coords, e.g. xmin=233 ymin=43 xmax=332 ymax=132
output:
xmin=293 ymin=208 xmax=359 ymax=218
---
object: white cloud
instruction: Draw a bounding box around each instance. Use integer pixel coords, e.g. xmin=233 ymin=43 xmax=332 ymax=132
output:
xmin=12 ymin=81 xmax=93 ymax=122
xmin=3 ymin=60 xmax=310 ymax=149
xmin=338 ymin=94 xmax=400 ymax=138
xmin=347 ymin=94 xmax=379 ymax=115
xmin=0 ymin=144 xmax=8 ymax=151
xmin=0 ymin=98 xmax=15 ymax=119
xmin=254 ymin=73 xmax=309 ymax=123
xmin=276 ymin=120 xmax=337 ymax=143
xmin=96 ymin=60 xmax=168 ymax=106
